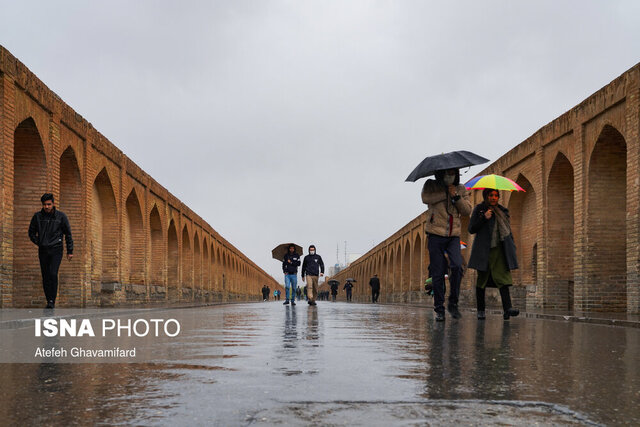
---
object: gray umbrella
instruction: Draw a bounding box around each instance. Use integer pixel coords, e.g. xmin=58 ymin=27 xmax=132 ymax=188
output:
xmin=405 ymin=150 xmax=489 ymax=182
xmin=327 ymin=279 xmax=340 ymax=285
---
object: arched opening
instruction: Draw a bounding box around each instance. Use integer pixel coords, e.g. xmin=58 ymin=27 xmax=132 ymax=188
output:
xmin=395 ymin=245 xmax=401 ymax=299
xmin=412 ymin=234 xmax=422 ymax=297
xmin=13 ymin=118 xmax=47 ymax=306
xmin=91 ymin=168 xmax=118 ymax=285
xmin=149 ymin=206 xmax=164 ymax=286
xmin=58 ymin=146 xmax=83 ymax=305
xmin=388 ymin=250 xmax=395 ymax=297
xmin=587 ymin=125 xmax=627 ymax=311
xmin=547 ymin=152 xmax=574 ymax=310
xmin=203 ymin=241 xmax=210 ymax=294
xmin=508 ymin=175 xmax=537 ymax=289
xmin=382 ymin=252 xmax=388 ymax=302
xmin=125 ymin=190 xmax=145 ymax=285
xmin=193 ymin=232 xmax=202 ymax=291
xmin=167 ymin=219 xmax=179 ymax=299
xmin=181 ymin=226 xmax=193 ymax=293
xmin=402 ymin=240 xmax=411 ymax=299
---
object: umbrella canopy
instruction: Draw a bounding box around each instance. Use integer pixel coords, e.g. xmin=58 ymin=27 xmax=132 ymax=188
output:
xmin=327 ymin=279 xmax=340 ymax=285
xmin=271 ymin=243 xmax=303 ymax=261
xmin=405 ymin=150 xmax=489 ymax=182
xmin=345 ymin=278 xmax=357 ymax=282
xmin=464 ymin=174 xmax=525 ymax=192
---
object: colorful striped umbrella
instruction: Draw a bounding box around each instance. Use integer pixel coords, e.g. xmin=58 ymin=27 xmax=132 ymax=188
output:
xmin=464 ymin=174 xmax=525 ymax=192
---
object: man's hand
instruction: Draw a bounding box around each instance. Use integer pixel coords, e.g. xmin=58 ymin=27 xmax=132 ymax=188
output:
xmin=320 ymin=273 xmax=324 ymax=277
xmin=67 ymin=254 xmax=73 ymax=261
xmin=302 ymin=277 xmax=306 ymax=283
xmin=287 ymin=259 xmax=291 ymax=263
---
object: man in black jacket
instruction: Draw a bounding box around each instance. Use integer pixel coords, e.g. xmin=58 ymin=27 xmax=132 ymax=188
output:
xmin=282 ymin=244 xmax=301 ymax=305
xmin=369 ymin=274 xmax=381 ymax=303
xmin=301 ymin=245 xmax=324 ymax=306
xmin=28 ymin=193 xmax=73 ymax=308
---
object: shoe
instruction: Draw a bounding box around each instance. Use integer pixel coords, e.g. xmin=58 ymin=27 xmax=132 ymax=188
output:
xmin=309 ymin=301 xmax=317 ymax=306
xmin=291 ymin=300 xmax=296 ymax=306
xmin=283 ymin=300 xmax=289 ymax=305
xmin=447 ymin=305 xmax=462 ymax=319
xmin=503 ymin=308 xmax=519 ymax=320
xmin=477 ymin=311 xmax=486 ymax=320
xmin=435 ymin=312 xmax=445 ymax=322
xmin=45 ymin=301 xmax=54 ymax=309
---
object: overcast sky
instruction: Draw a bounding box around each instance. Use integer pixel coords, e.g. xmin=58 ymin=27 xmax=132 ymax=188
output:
xmin=2 ymin=1 xmax=639 ymax=283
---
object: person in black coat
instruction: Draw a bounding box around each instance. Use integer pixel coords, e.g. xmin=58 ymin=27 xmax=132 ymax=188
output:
xmin=369 ymin=275 xmax=381 ymax=303
xmin=468 ymin=189 xmax=520 ymax=320
xmin=330 ymin=282 xmax=339 ymax=301
xmin=343 ymin=281 xmax=354 ymax=302
xmin=28 ymin=193 xmax=73 ymax=309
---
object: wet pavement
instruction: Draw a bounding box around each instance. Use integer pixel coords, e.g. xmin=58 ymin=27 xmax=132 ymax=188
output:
xmin=1 ymin=301 xmax=639 ymax=426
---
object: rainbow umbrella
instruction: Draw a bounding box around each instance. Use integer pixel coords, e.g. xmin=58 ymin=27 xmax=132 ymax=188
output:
xmin=464 ymin=174 xmax=525 ymax=192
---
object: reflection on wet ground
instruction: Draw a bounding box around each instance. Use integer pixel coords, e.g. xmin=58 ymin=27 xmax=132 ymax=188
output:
xmin=0 ymin=302 xmax=638 ymax=425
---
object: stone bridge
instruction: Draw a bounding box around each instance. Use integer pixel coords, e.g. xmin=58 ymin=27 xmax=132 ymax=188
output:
xmin=0 ymin=46 xmax=279 ymax=307
xmin=332 ymin=62 xmax=640 ymax=314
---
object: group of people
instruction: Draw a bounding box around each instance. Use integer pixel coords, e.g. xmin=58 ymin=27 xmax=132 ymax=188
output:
xmin=282 ymin=244 xmax=325 ymax=306
xmin=422 ymin=168 xmax=520 ymax=321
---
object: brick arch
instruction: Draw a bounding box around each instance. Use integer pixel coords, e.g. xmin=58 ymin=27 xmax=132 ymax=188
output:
xmin=193 ymin=231 xmax=202 ymax=290
xmin=402 ymin=240 xmax=411 ymax=298
xmin=58 ymin=146 xmax=83 ymax=306
xmin=202 ymin=239 xmax=210 ymax=293
xmin=508 ymin=173 xmax=537 ymax=288
xmin=167 ymin=219 xmax=179 ymax=299
xmin=388 ymin=247 xmax=395 ymax=295
xmin=149 ymin=205 xmax=164 ymax=286
xmin=394 ymin=243 xmax=401 ymax=296
xmin=181 ymin=225 xmax=193 ymax=292
xmin=13 ymin=118 xmax=48 ymax=306
xmin=412 ymin=233 xmax=422 ymax=297
xmin=92 ymin=168 xmax=118 ymax=285
xmin=125 ymin=189 xmax=145 ymax=285
xmin=546 ymin=152 xmax=575 ymax=309
xmin=586 ymin=124 xmax=627 ymax=311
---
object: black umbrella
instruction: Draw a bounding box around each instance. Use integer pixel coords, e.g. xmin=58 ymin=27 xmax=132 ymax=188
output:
xmin=345 ymin=278 xmax=357 ymax=282
xmin=405 ymin=150 xmax=489 ymax=182
xmin=327 ymin=279 xmax=340 ymax=285
xmin=271 ymin=243 xmax=303 ymax=261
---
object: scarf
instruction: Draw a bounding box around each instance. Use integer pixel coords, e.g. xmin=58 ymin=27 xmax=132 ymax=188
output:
xmin=492 ymin=204 xmax=512 ymax=241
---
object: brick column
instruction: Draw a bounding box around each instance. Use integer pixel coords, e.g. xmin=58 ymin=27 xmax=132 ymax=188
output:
xmin=625 ymin=72 xmax=640 ymax=313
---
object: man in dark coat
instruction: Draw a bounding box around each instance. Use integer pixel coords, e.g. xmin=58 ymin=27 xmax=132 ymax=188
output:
xmin=282 ymin=245 xmax=301 ymax=305
xmin=369 ymin=274 xmax=381 ymax=303
xmin=301 ymin=245 xmax=324 ymax=306
xmin=28 ymin=193 xmax=73 ymax=308
xmin=330 ymin=282 xmax=339 ymax=301
xmin=343 ymin=280 xmax=354 ymax=302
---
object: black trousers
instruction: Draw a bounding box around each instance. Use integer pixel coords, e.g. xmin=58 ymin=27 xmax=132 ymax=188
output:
xmin=427 ymin=235 xmax=463 ymax=313
xmin=346 ymin=290 xmax=352 ymax=301
xmin=371 ymin=288 xmax=380 ymax=303
xmin=476 ymin=286 xmax=513 ymax=312
xmin=38 ymin=246 xmax=63 ymax=303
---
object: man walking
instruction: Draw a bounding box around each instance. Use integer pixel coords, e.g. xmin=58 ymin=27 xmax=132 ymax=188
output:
xmin=282 ymin=244 xmax=301 ymax=305
xmin=28 ymin=193 xmax=73 ymax=308
xmin=369 ymin=274 xmax=381 ymax=303
xmin=301 ymin=245 xmax=324 ymax=306
xmin=343 ymin=280 xmax=354 ymax=302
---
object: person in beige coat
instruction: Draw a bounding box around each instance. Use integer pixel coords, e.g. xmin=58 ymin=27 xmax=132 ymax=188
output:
xmin=422 ymin=168 xmax=472 ymax=321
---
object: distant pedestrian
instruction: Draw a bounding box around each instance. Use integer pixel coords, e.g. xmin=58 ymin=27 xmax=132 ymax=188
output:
xmin=28 ymin=193 xmax=73 ymax=309
xmin=301 ymin=245 xmax=324 ymax=306
xmin=343 ymin=281 xmax=354 ymax=302
xmin=261 ymin=285 xmax=269 ymax=301
xmin=468 ymin=189 xmax=520 ymax=320
xmin=282 ymin=244 xmax=301 ymax=306
xmin=369 ymin=274 xmax=381 ymax=303
xmin=422 ymin=168 xmax=472 ymax=321
xmin=296 ymin=286 xmax=302 ymax=300
xmin=274 ymin=289 xmax=281 ymax=301
xmin=330 ymin=281 xmax=339 ymax=301
xmin=266 ymin=286 xmax=271 ymax=300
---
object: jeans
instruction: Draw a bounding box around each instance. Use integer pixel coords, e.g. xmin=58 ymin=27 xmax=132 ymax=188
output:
xmin=427 ymin=234 xmax=463 ymax=314
xmin=284 ymin=274 xmax=297 ymax=301
xmin=38 ymin=246 xmax=64 ymax=304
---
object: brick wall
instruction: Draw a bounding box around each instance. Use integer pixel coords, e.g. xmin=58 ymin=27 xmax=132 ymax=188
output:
xmin=0 ymin=45 xmax=279 ymax=307
xmin=331 ymin=61 xmax=640 ymax=314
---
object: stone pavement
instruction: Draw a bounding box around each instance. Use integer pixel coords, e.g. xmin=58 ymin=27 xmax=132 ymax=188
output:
xmin=0 ymin=301 xmax=639 ymax=425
